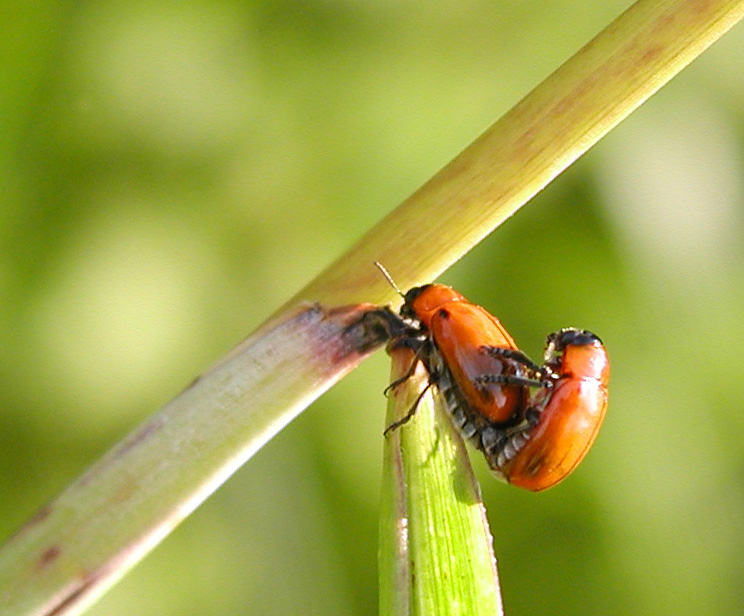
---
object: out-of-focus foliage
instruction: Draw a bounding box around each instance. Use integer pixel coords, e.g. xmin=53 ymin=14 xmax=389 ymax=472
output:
xmin=2 ymin=2 xmax=744 ymax=615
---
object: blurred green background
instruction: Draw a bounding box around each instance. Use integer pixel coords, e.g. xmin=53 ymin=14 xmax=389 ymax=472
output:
xmin=2 ymin=1 xmax=744 ymax=614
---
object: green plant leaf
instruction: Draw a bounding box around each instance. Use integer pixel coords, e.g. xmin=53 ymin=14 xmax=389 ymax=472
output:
xmin=379 ymin=348 xmax=502 ymax=616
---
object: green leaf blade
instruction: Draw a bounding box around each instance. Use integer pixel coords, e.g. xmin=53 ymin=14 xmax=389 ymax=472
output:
xmin=379 ymin=349 xmax=502 ymax=616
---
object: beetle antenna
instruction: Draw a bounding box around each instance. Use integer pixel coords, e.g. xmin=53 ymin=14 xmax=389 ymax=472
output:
xmin=374 ymin=262 xmax=405 ymax=298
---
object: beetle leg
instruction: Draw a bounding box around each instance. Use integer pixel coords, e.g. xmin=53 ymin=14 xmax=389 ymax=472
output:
xmin=384 ymin=357 xmax=420 ymax=395
xmin=383 ymin=381 xmax=435 ymax=436
xmin=383 ymin=339 xmax=439 ymax=435
xmin=474 ymin=373 xmax=548 ymax=389
xmin=383 ymin=337 xmax=431 ymax=394
xmin=479 ymin=346 xmax=543 ymax=374
xmin=480 ymin=346 xmax=558 ymax=386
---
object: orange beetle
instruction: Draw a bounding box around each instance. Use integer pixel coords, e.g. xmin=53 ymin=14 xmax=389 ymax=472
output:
xmin=374 ymin=264 xmax=609 ymax=491
xmin=481 ymin=329 xmax=609 ymax=491
xmin=395 ymin=284 xmax=542 ymax=425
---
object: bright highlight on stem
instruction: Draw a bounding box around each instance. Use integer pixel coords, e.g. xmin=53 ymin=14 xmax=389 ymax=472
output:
xmin=379 ymin=348 xmax=502 ymax=616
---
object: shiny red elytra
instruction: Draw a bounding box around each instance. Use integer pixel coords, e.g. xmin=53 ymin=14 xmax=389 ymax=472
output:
xmin=398 ymin=283 xmax=531 ymax=425
xmin=374 ymin=264 xmax=609 ymax=492
xmin=490 ymin=328 xmax=609 ymax=491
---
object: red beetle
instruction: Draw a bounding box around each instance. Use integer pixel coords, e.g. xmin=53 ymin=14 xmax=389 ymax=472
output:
xmin=374 ymin=264 xmax=609 ymax=491
xmin=480 ymin=328 xmax=609 ymax=491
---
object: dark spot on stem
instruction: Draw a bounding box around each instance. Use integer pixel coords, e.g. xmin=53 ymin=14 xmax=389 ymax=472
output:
xmin=38 ymin=546 xmax=61 ymax=568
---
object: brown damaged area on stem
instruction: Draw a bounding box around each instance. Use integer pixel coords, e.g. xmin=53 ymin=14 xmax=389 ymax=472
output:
xmin=333 ymin=303 xmax=398 ymax=356
xmin=37 ymin=546 xmax=61 ymax=570
xmin=186 ymin=300 xmax=394 ymax=383
xmin=244 ymin=300 xmax=395 ymax=368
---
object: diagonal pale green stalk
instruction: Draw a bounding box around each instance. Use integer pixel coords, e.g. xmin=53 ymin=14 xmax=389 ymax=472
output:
xmin=379 ymin=349 xmax=502 ymax=616
xmin=297 ymin=0 xmax=744 ymax=306
xmin=0 ymin=304 xmax=388 ymax=615
xmin=1 ymin=1 xmax=742 ymax=614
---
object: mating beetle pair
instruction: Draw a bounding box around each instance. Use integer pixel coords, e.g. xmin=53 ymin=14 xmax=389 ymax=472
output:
xmin=370 ymin=264 xmax=609 ymax=492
